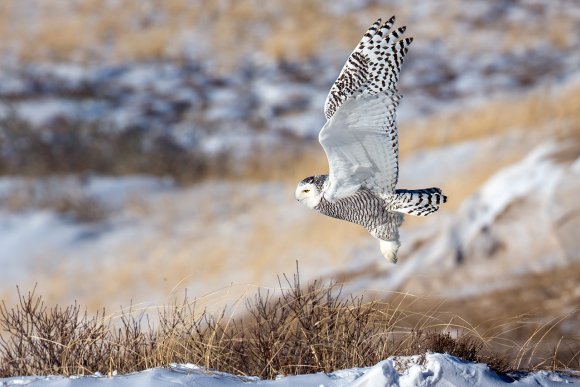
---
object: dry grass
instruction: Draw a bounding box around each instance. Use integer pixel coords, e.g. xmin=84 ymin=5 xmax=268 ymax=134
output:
xmin=401 ymin=82 xmax=580 ymax=155
xmin=405 ymin=82 xmax=580 ymax=204
xmin=0 ymin=272 xmax=518 ymax=378
xmin=1 ymin=0 xmax=576 ymax=66
xmin=0 ymin=0 xmax=394 ymax=67
xmin=501 ymin=15 xmax=577 ymax=53
xmin=1 ymin=1 xmax=185 ymax=63
xmin=3 ymin=269 xmax=579 ymax=378
xmin=2 ymin=179 xmax=109 ymax=223
xmin=403 ymin=261 xmax=580 ymax=371
xmin=0 ymin=0 xmax=357 ymax=66
xmin=420 ymin=83 xmax=580 ymax=207
xmin=18 ymin=180 xmax=367 ymax=312
xmin=0 ymin=104 xmax=323 ymax=186
xmin=0 ymin=111 xmax=209 ymax=184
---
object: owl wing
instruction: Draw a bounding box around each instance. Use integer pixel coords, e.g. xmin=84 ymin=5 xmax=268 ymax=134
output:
xmin=320 ymin=17 xmax=412 ymax=201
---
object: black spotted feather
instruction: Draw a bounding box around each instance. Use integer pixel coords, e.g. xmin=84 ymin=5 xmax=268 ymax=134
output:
xmin=324 ymin=16 xmax=413 ymax=120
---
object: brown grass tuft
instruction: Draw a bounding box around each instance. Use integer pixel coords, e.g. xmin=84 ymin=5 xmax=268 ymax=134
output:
xmin=0 ymin=272 xmax=507 ymax=378
xmin=2 ymin=268 xmax=578 ymax=378
xmin=401 ymin=83 xmax=580 ymax=154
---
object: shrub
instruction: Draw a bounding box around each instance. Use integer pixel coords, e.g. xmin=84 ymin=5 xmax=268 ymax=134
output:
xmin=0 ymin=271 xmax=572 ymax=378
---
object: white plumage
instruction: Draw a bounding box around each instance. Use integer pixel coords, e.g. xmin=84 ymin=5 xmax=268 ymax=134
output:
xmin=296 ymin=17 xmax=447 ymax=263
xmin=320 ymin=93 xmax=400 ymax=201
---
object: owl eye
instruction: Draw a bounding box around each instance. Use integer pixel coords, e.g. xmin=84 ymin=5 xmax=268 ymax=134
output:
xmin=303 ymin=189 xmax=310 ymax=193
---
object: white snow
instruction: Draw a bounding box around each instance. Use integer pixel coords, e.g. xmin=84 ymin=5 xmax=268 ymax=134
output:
xmin=0 ymin=176 xmax=368 ymax=309
xmin=337 ymin=139 xmax=580 ymax=300
xmin=2 ymin=354 xmax=578 ymax=386
xmin=0 ymin=133 xmax=573 ymax=308
xmin=455 ymin=142 xmax=565 ymax=255
xmin=14 ymin=99 xmax=79 ymax=127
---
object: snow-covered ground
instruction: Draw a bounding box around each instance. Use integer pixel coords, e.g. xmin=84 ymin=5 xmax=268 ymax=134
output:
xmin=0 ymin=175 xmax=362 ymax=308
xmin=2 ymin=354 xmax=579 ymax=387
xmin=341 ymin=140 xmax=580 ymax=296
xmin=0 ymin=131 xmax=576 ymax=309
xmin=1 ymin=0 xmax=579 ymax=163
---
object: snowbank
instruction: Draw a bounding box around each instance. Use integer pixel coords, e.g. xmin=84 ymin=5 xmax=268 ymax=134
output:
xmin=2 ymin=354 xmax=577 ymax=386
xmin=338 ymin=140 xmax=580 ymax=301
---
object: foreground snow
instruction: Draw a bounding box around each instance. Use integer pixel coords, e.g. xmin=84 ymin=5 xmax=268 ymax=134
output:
xmin=2 ymin=354 xmax=578 ymax=387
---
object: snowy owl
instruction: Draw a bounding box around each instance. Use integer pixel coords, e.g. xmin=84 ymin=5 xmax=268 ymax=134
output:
xmin=295 ymin=17 xmax=447 ymax=263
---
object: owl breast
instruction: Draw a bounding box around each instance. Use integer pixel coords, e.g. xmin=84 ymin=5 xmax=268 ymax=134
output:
xmin=314 ymin=190 xmax=392 ymax=230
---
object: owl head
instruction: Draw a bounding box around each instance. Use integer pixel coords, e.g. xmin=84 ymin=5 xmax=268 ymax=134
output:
xmin=295 ymin=175 xmax=326 ymax=209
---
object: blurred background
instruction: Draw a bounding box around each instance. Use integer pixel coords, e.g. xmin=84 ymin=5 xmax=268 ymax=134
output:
xmin=0 ymin=0 xmax=579 ymax=347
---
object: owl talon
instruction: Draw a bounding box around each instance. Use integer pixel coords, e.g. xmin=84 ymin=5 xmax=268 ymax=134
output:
xmin=380 ymin=239 xmax=400 ymax=264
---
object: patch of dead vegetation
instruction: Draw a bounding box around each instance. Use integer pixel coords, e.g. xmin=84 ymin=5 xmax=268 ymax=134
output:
xmin=401 ymin=82 xmax=580 ymax=154
xmin=0 ymin=0 xmax=577 ymax=67
xmin=4 ymin=268 xmax=578 ymax=379
xmin=0 ymin=272 xmax=526 ymax=378
xmin=400 ymin=261 xmax=580 ymax=371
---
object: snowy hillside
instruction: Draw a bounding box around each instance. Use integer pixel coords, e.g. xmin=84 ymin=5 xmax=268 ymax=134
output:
xmin=339 ymin=140 xmax=580 ymax=297
xmin=3 ymin=354 xmax=578 ymax=387
xmin=1 ymin=0 xmax=579 ymax=176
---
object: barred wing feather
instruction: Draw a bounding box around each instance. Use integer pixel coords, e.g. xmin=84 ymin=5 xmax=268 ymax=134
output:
xmin=319 ymin=93 xmax=401 ymax=201
xmin=324 ymin=16 xmax=412 ymax=120
xmin=320 ymin=17 xmax=412 ymax=201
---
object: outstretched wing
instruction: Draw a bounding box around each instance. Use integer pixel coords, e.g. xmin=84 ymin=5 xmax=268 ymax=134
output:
xmin=320 ymin=93 xmax=401 ymax=200
xmin=324 ymin=16 xmax=410 ymax=120
xmin=320 ymin=17 xmax=412 ymax=201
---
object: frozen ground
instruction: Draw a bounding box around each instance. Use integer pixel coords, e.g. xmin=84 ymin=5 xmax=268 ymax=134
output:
xmin=0 ymin=69 xmax=578 ymax=312
xmin=0 ymin=175 xmax=361 ymax=308
xmin=2 ymin=354 xmax=578 ymax=387
xmin=1 ymin=0 xmax=579 ymax=165
xmin=1 ymin=1 xmax=579 ymax=381
xmin=0 ymin=127 xmax=575 ymax=310
xmin=341 ymin=141 xmax=580 ymax=298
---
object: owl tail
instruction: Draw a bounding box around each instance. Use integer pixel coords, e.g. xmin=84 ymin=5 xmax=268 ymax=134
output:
xmin=392 ymin=188 xmax=447 ymax=216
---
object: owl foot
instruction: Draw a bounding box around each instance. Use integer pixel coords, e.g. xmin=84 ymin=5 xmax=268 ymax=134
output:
xmin=380 ymin=239 xmax=400 ymax=264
